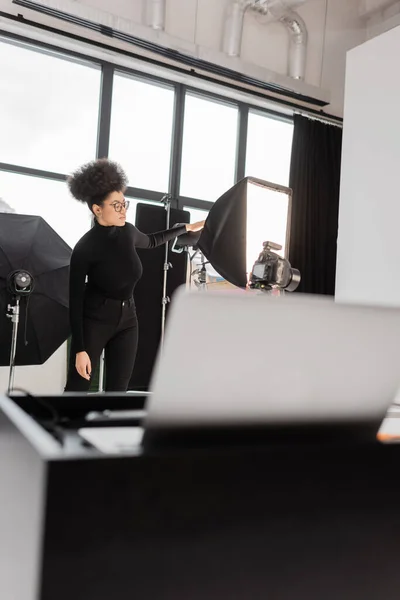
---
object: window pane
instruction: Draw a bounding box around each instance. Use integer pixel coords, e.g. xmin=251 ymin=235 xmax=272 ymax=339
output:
xmin=183 ymin=206 xmax=209 ymax=224
xmin=0 ymin=172 xmax=91 ymax=248
xmin=109 ymin=74 xmax=175 ymax=192
xmin=245 ymin=112 xmax=294 ymax=186
xmin=180 ymin=94 xmax=238 ymax=202
xmin=0 ymin=39 xmax=101 ymax=174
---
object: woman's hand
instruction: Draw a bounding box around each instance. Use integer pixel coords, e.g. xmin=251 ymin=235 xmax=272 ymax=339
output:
xmin=186 ymin=220 xmax=205 ymax=233
xmin=76 ymin=351 xmax=92 ymax=381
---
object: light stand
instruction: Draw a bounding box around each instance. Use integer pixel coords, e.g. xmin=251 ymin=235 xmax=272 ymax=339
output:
xmin=189 ymin=250 xmax=209 ymax=291
xmin=98 ymin=351 xmax=105 ymax=393
xmin=6 ymin=270 xmax=34 ymax=393
xmin=7 ymin=298 xmax=21 ymax=394
xmin=160 ymin=194 xmax=172 ymax=346
xmin=171 ymin=240 xmax=210 ymax=292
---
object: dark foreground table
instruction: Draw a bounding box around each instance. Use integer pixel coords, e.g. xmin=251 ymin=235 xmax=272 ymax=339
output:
xmin=1 ymin=393 xmax=399 ymax=600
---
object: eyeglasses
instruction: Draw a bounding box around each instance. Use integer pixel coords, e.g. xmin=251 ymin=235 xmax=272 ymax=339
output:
xmin=110 ymin=200 xmax=130 ymax=213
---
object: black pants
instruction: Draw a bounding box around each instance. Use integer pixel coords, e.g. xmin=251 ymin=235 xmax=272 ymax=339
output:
xmin=65 ymin=293 xmax=139 ymax=393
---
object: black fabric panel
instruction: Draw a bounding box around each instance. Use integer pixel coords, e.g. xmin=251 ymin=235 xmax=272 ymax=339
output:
xmin=288 ymin=115 xmax=343 ymax=295
xmin=129 ymin=204 xmax=189 ymax=391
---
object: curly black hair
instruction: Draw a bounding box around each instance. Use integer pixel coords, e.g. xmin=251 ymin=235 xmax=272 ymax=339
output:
xmin=67 ymin=158 xmax=128 ymax=211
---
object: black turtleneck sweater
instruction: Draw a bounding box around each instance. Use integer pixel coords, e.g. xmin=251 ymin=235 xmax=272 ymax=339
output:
xmin=69 ymin=221 xmax=186 ymax=352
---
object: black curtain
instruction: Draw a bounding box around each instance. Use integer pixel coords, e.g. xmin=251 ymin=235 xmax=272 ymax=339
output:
xmin=288 ymin=114 xmax=343 ymax=295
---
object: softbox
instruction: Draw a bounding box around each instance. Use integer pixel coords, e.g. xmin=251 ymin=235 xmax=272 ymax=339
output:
xmin=198 ymin=177 xmax=292 ymax=288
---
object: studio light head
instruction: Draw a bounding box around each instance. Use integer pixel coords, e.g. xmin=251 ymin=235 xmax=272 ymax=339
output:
xmin=7 ymin=270 xmax=34 ymax=296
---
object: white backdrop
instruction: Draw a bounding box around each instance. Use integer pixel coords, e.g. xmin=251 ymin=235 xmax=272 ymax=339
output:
xmin=336 ymin=25 xmax=400 ymax=307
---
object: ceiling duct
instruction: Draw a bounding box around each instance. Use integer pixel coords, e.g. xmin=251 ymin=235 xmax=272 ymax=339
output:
xmin=222 ymin=0 xmax=309 ymax=80
xmin=222 ymin=1 xmax=266 ymax=57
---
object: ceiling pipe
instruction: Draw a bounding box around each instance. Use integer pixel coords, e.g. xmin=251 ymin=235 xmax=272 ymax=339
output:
xmin=222 ymin=1 xmax=267 ymax=57
xmin=222 ymin=0 xmax=309 ymax=80
xmin=143 ymin=0 xmax=166 ymax=30
xmin=269 ymin=2 xmax=308 ymax=80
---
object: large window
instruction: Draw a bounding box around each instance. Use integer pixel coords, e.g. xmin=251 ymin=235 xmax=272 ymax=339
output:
xmin=245 ymin=110 xmax=294 ymax=186
xmin=109 ymin=73 xmax=175 ymax=192
xmin=180 ymin=93 xmax=238 ymax=202
xmin=0 ymin=39 xmax=101 ymax=174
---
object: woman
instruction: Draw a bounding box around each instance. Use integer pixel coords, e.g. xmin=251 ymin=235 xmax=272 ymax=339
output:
xmin=65 ymin=158 xmax=204 ymax=392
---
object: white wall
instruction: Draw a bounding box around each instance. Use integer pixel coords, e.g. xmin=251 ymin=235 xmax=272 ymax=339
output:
xmin=0 ymin=344 xmax=67 ymax=395
xmin=336 ymin=25 xmax=400 ymax=307
xmin=0 ymin=0 xmax=366 ymax=116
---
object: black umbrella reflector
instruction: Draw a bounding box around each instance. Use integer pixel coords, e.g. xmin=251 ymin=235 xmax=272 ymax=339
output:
xmin=197 ymin=177 xmax=292 ymax=288
xmin=0 ymin=214 xmax=72 ymax=366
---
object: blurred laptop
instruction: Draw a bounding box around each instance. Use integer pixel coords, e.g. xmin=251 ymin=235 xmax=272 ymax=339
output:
xmin=144 ymin=289 xmax=400 ymax=445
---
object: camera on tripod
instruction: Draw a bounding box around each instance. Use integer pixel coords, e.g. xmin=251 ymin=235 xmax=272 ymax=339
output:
xmin=249 ymin=241 xmax=301 ymax=293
